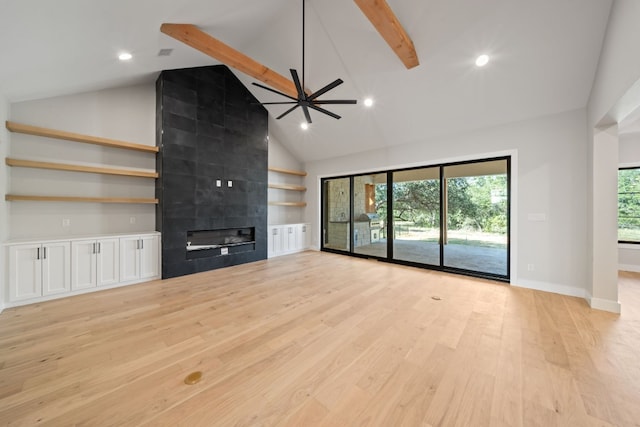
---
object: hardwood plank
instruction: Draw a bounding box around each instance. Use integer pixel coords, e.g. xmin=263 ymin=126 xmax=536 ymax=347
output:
xmin=0 ymin=253 xmax=639 ymax=425
xmin=6 ymin=158 xmax=158 ymax=178
xmin=5 ymin=195 xmax=158 ymax=204
xmin=160 ymin=23 xmax=298 ymax=99
xmin=6 ymin=121 xmax=158 ymax=153
xmin=353 ymin=0 xmax=420 ymax=69
xmin=268 ymin=166 xmax=307 ymax=176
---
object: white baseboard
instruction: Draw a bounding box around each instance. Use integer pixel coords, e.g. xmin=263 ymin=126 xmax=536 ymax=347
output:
xmin=618 ymin=264 xmax=640 ymax=273
xmin=512 ymin=279 xmax=587 ymax=299
xmin=586 ymin=293 xmax=621 ymax=314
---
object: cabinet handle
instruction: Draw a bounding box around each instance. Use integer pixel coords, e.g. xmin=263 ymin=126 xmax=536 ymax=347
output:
xmin=136 ymin=239 xmax=140 ymax=250
xmin=37 ymin=247 xmax=40 ymax=260
xmin=273 ymin=228 xmax=278 ymax=235
xmin=43 ymin=247 xmax=47 ymax=260
xmin=92 ymin=243 xmax=96 ymax=254
xmin=140 ymin=239 xmax=144 ymax=250
xmin=98 ymin=242 xmax=101 ymax=254
xmin=302 ymin=225 xmax=306 ymax=232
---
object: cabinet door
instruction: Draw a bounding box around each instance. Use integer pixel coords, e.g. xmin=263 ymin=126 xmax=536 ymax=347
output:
xmin=42 ymin=241 xmax=71 ymax=296
xmin=71 ymin=240 xmax=97 ymax=290
xmin=9 ymin=244 xmax=42 ymax=301
xmin=285 ymin=226 xmax=297 ymax=252
xmin=268 ymin=226 xmax=282 ymax=257
xmin=97 ymin=238 xmax=119 ymax=286
xmin=139 ymin=235 xmax=159 ymax=279
xmin=296 ymin=224 xmax=309 ymax=250
xmin=120 ymin=237 xmax=140 ymax=282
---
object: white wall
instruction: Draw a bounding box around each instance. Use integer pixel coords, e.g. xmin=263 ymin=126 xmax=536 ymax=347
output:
xmin=268 ymin=134 xmax=305 ymax=225
xmin=305 ymin=108 xmax=589 ymax=298
xmin=7 ymin=84 xmax=156 ymax=240
xmin=586 ymin=0 xmax=640 ymax=312
xmin=618 ymin=131 xmax=640 ymax=272
xmin=0 ymin=91 xmax=9 ymax=311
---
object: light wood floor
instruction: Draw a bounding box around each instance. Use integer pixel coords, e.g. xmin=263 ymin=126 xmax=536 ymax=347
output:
xmin=1 ymin=252 xmax=639 ymax=426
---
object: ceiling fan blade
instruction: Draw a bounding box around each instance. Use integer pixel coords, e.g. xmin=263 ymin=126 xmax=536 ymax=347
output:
xmin=308 ymin=79 xmax=343 ymax=100
xmin=252 ymin=82 xmax=298 ymax=101
xmin=309 ymin=104 xmax=342 ymax=120
xmin=290 ymin=69 xmax=305 ymax=99
xmin=302 ymin=105 xmax=313 ymax=124
xmin=313 ymin=99 xmax=358 ymax=105
xmin=259 ymin=102 xmax=298 ymax=105
xmin=276 ymin=104 xmax=300 ymax=120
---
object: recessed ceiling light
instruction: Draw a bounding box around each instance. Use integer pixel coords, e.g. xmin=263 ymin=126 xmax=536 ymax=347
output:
xmin=300 ymin=122 xmax=309 ymax=130
xmin=364 ymin=98 xmax=374 ymax=108
xmin=118 ymin=52 xmax=133 ymax=61
xmin=475 ymin=54 xmax=489 ymax=67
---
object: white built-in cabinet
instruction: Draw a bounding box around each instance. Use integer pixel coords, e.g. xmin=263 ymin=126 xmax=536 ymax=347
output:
xmin=5 ymin=232 xmax=160 ymax=307
xmin=71 ymin=238 xmax=120 ymax=290
xmin=268 ymin=223 xmax=310 ymax=258
xmin=120 ymin=235 xmax=160 ymax=282
xmin=9 ymin=241 xmax=71 ymax=301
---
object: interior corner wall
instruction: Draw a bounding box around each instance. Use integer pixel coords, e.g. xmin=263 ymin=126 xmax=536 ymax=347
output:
xmin=587 ymin=0 xmax=640 ymax=127
xmin=0 ymin=91 xmax=9 ymax=311
xmin=304 ymin=108 xmax=589 ymax=298
xmin=268 ymin=134 xmax=305 ymax=225
xmin=7 ymin=84 xmax=156 ymax=240
xmin=586 ymin=0 xmax=640 ymax=311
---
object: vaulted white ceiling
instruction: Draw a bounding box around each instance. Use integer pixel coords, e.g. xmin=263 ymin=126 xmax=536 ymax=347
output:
xmin=0 ymin=0 xmax=613 ymax=162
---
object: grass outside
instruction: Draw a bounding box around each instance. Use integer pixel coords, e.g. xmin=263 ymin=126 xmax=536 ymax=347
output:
xmin=390 ymin=225 xmax=507 ymax=249
xmin=619 ymin=228 xmax=640 ymax=242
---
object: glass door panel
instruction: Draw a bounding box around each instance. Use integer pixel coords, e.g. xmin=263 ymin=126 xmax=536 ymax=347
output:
xmin=442 ymin=160 xmax=508 ymax=276
xmin=322 ymin=177 xmax=351 ymax=251
xmin=391 ymin=167 xmax=440 ymax=265
xmin=353 ymin=173 xmax=388 ymax=257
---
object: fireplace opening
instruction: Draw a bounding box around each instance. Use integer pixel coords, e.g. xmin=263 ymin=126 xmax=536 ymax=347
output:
xmin=186 ymin=227 xmax=255 ymax=259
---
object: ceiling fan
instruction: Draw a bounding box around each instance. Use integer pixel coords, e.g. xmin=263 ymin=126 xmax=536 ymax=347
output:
xmin=253 ymin=0 xmax=357 ymax=124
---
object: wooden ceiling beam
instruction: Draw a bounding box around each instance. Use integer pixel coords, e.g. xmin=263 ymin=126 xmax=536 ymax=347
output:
xmin=160 ymin=23 xmax=298 ymax=98
xmin=353 ymin=0 xmax=419 ymax=69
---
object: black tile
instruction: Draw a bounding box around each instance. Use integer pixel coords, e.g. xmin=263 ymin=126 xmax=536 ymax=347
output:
xmin=163 ymin=96 xmax=197 ymax=119
xmin=162 ymin=80 xmax=197 ymax=104
xmin=197 ymin=121 xmax=225 ymax=138
xmin=163 ymin=157 xmax=196 ymax=176
xmin=164 ymin=112 xmax=196 ymax=133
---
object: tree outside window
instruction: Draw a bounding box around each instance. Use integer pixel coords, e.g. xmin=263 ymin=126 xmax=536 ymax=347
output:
xmin=618 ymin=167 xmax=640 ymax=242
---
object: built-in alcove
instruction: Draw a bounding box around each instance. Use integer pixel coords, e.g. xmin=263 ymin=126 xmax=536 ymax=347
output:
xmin=156 ymin=65 xmax=268 ymax=278
xmin=186 ymin=227 xmax=256 ymax=259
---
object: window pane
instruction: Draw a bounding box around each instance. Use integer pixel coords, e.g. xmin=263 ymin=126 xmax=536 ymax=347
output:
xmin=391 ymin=167 xmax=441 ymax=265
xmin=618 ymin=168 xmax=640 ymax=242
xmin=353 ymin=174 xmax=388 ymax=257
xmin=443 ymin=160 xmax=508 ymax=276
xmin=323 ymin=178 xmax=351 ymax=250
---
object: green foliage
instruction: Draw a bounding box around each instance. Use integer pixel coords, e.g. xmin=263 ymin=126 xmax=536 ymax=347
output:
xmin=381 ymin=174 xmax=508 ymax=235
xmin=618 ymin=168 xmax=640 ymax=240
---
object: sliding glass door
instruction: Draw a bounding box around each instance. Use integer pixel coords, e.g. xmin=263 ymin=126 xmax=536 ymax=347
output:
xmin=353 ymin=173 xmax=387 ymax=257
xmin=322 ymin=177 xmax=351 ymax=251
xmin=321 ymin=157 xmax=510 ymax=281
xmin=442 ymin=160 xmax=509 ymax=276
xmin=391 ymin=167 xmax=440 ymax=266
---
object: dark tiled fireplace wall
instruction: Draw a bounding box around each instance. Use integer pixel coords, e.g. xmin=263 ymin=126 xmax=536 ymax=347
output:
xmin=156 ymin=65 xmax=268 ymax=279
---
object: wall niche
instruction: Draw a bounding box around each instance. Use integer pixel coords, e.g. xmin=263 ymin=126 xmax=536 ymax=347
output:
xmin=156 ymin=65 xmax=268 ymax=279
